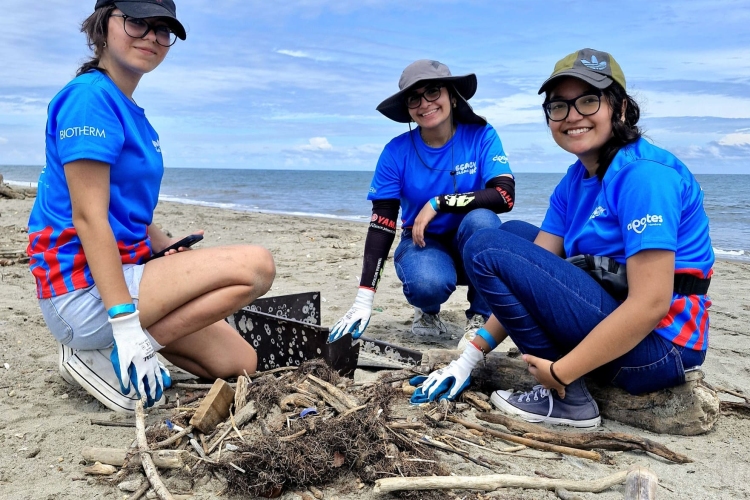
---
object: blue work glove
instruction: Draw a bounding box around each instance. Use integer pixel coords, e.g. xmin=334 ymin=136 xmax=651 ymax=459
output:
xmin=410 ymin=343 xmax=484 ymax=403
xmin=109 ymin=310 xmax=166 ymax=408
xmin=328 ymin=288 xmax=375 ymax=343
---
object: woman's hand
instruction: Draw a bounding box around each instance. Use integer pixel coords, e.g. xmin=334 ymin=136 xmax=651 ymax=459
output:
xmin=523 ymin=353 xmax=567 ymax=398
xmin=412 ymin=200 xmax=437 ymax=247
xmin=159 ymin=230 xmax=205 ymax=257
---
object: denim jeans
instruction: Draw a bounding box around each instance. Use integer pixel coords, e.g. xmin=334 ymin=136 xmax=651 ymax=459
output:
xmin=462 ymin=220 xmax=706 ymax=395
xmin=394 ymin=209 xmax=502 ymax=319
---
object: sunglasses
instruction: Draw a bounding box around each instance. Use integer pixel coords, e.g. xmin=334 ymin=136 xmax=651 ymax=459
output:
xmin=111 ymin=14 xmax=177 ymax=47
xmin=542 ymin=90 xmax=602 ymax=121
xmin=405 ymin=85 xmax=444 ymax=109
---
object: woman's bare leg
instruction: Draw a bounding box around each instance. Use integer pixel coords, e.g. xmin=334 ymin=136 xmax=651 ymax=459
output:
xmin=134 ymin=244 xmax=274 ymax=376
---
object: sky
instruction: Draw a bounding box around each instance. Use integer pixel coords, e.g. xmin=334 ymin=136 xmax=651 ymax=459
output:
xmin=1 ymin=0 xmax=749 ymax=173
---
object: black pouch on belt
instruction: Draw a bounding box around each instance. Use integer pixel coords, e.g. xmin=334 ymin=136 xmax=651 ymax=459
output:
xmin=565 ymin=254 xmax=629 ymax=301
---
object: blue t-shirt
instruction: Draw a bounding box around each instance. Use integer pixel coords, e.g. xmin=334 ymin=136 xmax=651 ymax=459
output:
xmin=28 ymin=71 xmax=163 ymax=299
xmin=541 ymin=137 xmax=714 ymax=350
xmin=368 ymin=123 xmax=512 ymax=234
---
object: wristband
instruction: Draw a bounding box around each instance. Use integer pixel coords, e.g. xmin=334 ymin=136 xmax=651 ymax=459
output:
xmin=429 ymin=197 xmax=439 ymax=211
xmin=107 ymin=303 xmax=136 ymax=318
xmin=549 ymin=361 xmax=568 ymax=387
xmin=474 ymin=327 xmax=498 ymax=351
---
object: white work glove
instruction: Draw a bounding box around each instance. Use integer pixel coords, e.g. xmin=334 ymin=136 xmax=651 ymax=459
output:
xmin=109 ymin=310 xmax=165 ymax=407
xmin=409 ymin=343 xmax=484 ymax=403
xmin=328 ymin=288 xmax=375 ymax=342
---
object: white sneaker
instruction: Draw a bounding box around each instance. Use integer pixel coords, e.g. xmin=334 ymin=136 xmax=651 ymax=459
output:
xmin=457 ymin=314 xmax=484 ymax=352
xmin=57 ymin=342 xmax=78 ymax=386
xmin=411 ymin=308 xmax=448 ymax=337
xmin=62 ymin=345 xmax=164 ymax=413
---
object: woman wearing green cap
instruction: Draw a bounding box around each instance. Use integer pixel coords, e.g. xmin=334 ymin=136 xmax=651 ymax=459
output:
xmin=27 ymin=0 xmax=275 ymax=412
xmin=328 ymin=59 xmax=515 ymax=347
xmin=410 ymin=49 xmax=713 ymax=427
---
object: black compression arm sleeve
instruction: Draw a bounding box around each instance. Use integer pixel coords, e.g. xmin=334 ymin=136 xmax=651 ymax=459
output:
xmin=359 ymin=199 xmax=400 ymax=291
xmin=436 ymin=176 xmax=515 ymax=214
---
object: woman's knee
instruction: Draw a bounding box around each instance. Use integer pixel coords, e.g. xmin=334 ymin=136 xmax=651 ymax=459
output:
xmin=459 ymin=209 xmax=502 ymax=234
xmin=402 ymin=271 xmax=455 ymax=306
xmin=500 ymin=220 xmax=540 ymax=242
xmin=239 ymin=245 xmax=275 ymax=294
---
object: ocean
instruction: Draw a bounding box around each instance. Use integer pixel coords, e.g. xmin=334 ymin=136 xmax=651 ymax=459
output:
xmin=2 ymin=165 xmax=749 ymax=261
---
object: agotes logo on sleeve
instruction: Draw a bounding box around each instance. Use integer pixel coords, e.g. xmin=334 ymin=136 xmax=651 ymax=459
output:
xmin=59 ymin=126 xmax=106 ymax=140
xmin=627 ymin=214 xmax=663 ymax=234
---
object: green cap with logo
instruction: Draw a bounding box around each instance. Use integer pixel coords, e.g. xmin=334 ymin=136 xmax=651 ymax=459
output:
xmin=538 ymin=48 xmax=626 ymax=94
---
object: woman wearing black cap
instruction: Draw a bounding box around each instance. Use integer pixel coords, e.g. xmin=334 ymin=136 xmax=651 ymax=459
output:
xmin=411 ymin=49 xmax=713 ymax=428
xmin=27 ymin=0 xmax=275 ymax=412
xmin=328 ymin=59 xmax=515 ymax=349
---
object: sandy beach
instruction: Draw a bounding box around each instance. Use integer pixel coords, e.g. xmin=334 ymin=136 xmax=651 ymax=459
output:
xmin=1 ymin=195 xmax=749 ymax=500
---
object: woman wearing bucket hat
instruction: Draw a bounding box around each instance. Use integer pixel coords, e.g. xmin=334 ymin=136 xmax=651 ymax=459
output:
xmin=27 ymin=0 xmax=275 ymax=413
xmin=328 ymin=59 xmax=515 ymax=347
xmin=411 ymin=48 xmax=713 ymax=426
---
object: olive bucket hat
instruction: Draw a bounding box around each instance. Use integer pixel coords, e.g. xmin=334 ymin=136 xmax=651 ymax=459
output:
xmin=538 ymin=48 xmax=625 ymax=94
xmin=376 ymin=59 xmax=486 ymax=126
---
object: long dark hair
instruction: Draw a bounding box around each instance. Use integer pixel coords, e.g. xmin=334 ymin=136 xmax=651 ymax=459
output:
xmin=595 ymin=83 xmax=642 ymax=180
xmin=77 ymin=6 xmax=115 ymax=77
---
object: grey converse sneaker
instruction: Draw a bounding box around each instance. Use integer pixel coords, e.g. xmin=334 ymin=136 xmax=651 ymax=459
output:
xmin=456 ymin=314 xmax=484 ymax=351
xmin=411 ymin=307 xmax=448 ymax=336
xmin=490 ymin=378 xmax=600 ymax=428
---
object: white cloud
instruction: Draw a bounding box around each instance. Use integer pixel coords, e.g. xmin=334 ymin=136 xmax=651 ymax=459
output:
xmin=277 ymin=50 xmax=309 ymax=58
xmin=638 ymin=91 xmax=750 ymax=119
xmin=298 ymin=137 xmax=333 ymax=151
xmin=0 ymin=137 xmax=8 ymax=144
xmin=718 ymin=132 xmax=750 ymax=147
xmin=472 ymin=94 xmax=542 ymax=127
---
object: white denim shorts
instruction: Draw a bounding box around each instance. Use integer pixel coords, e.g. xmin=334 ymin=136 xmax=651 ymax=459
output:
xmin=39 ymin=264 xmax=162 ymax=351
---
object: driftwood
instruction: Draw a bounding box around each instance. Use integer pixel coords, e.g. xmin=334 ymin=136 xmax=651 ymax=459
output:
xmin=306 ymin=374 xmax=359 ymax=412
xmin=135 ymin=399 xmax=174 ymax=500
xmin=477 ymin=412 xmax=692 ymax=463
xmin=0 ymin=181 xmax=25 ymax=199
xmin=82 ymin=447 xmax=187 ymax=468
xmin=373 ymin=469 xmax=628 ymax=494
xmin=83 ymin=462 xmax=117 ymax=475
xmin=234 ymin=375 xmax=250 ymax=411
xmin=152 ymin=425 xmax=194 ymax=450
xmin=422 ymin=349 xmax=719 ymax=435
xmin=448 ymin=416 xmax=601 ymax=461
xmin=189 ymin=379 xmax=235 ymax=433
xmin=625 ymin=466 xmax=658 ymax=500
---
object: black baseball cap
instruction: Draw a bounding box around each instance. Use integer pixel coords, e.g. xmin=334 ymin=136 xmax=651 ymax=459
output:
xmin=94 ymin=0 xmax=186 ymax=40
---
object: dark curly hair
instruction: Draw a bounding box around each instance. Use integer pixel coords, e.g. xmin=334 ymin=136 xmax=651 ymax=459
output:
xmin=545 ymin=81 xmax=642 ymax=180
xmin=76 ymin=5 xmax=116 ymax=77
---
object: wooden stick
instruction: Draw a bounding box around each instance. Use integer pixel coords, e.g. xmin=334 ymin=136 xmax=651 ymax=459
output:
xmin=714 ymin=385 xmax=750 ymax=403
xmin=373 ymin=469 xmax=628 ymax=494
xmin=279 ymin=429 xmax=307 ymax=442
xmin=135 ymin=398 xmax=174 ymax=500
xmin=415 ymin=435 xmax=496 ymax=472
xmin=82 ymin=447 xmax=186 ymax=469
xmin=248 ymin=366 xmax=298 ymax=378
xmin=128 ymin=481 xmax=151 ymax=500
xmin=448 ymin=416 xmax=600 ymax=462
xmin=307 ymin=374 xmax=360 ymax=411
xmin=90 ymin=418 xmax=135 ymax=428
xmin=625 ymin=466 xmax=658 ymax=500
xmin=152 ymin=425 xmax=194 ymax=450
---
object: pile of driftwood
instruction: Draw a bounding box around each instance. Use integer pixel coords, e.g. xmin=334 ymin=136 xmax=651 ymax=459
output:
xmin=0 ymin=174 xmax=36 ymax=200
xmin=78 ymin=359 xmax=697 ymax=500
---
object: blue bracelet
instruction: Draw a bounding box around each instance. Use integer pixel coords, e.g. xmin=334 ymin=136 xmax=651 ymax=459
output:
xmin=107 ymin=303 xmax=136 ymax=318
xmin=475 ymin=327 xmax=499 ymax=351
xmin=429 ymin=197 xmax=439 ymax=211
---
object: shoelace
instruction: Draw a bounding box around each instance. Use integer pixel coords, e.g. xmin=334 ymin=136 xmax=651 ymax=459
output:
xmin=518 ymin=384 xmax=554 ymax=419
xmin=465 ymin=315 xmax=484 ymax=333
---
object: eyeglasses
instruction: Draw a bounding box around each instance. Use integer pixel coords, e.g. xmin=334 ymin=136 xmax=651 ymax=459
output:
xmin=542 ymin=91 xmax=602 ymax=121
xmin=406 ymin=85 xmax=443 ymax=109
xmin=111 ymin=14 xmax=177 ymax=47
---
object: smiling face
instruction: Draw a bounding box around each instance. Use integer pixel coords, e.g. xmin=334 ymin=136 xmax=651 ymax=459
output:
xmin=407 ymin=85 xmax=454 ymax=132
xmin=101 ymin=10 xmax=170 ymax=79
xmin=547 ymin=77 xmax=614 ymax=173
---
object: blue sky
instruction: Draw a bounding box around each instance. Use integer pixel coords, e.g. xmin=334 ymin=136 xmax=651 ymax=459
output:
xmin=1 ymin=0 xmax=749 ymax=173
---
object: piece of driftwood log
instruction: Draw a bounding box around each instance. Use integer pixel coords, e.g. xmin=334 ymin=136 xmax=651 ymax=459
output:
xmin=625 ymin=466 xmax=658 ymax=500
xmin=135 ymin=399 xmax=174 ymax=500
xmin=372 ymin=469 xmax=628 ymax=494
xmin=152 ymin=425 xmax=194 ymax=450
xmin=462 ymin=391 xmax=493 ymax=412
xmin=306 ymin=374 xmax=359 ymax=412
xmin=421 ymin=349 xmax=719 ymax=435
xmin=0 ymin=179 xmax=25 ymax=199
xmin=234 ymin=375 xmax=250 ymax=411
xmin=234 ymin=401 xmax=258 ymax=428
xmin=189 ymin=379 xmax=236 ymax=433
xmin=83 ymin=461 xmax=117 ymax=475
xmin=720 ymin=400 xmax=750 ymax=417
xmin=82 ymin=447 xmax=187 ymax=468
xmin=477 ymin=413 xmax=692 ymax=463
xmin=448 ymin=416 xmax=601 ymax=461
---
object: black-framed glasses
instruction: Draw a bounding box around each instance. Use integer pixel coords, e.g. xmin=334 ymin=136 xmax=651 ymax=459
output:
xmin=542 ymin=90 xmax=602 ymax=121
xmin=406 ymin=85 xmax=443 ymax=109
xmin=111 ymin=14 xmax=177 ymax=47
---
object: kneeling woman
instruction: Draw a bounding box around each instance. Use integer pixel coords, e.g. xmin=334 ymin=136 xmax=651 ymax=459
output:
xmin=329 ymin=60 xmax=515 ymax=344
xmin=411 ymin=49 xmax=713 ymax=428
xmin=28 ymin=0 xmax=275 ymax=412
